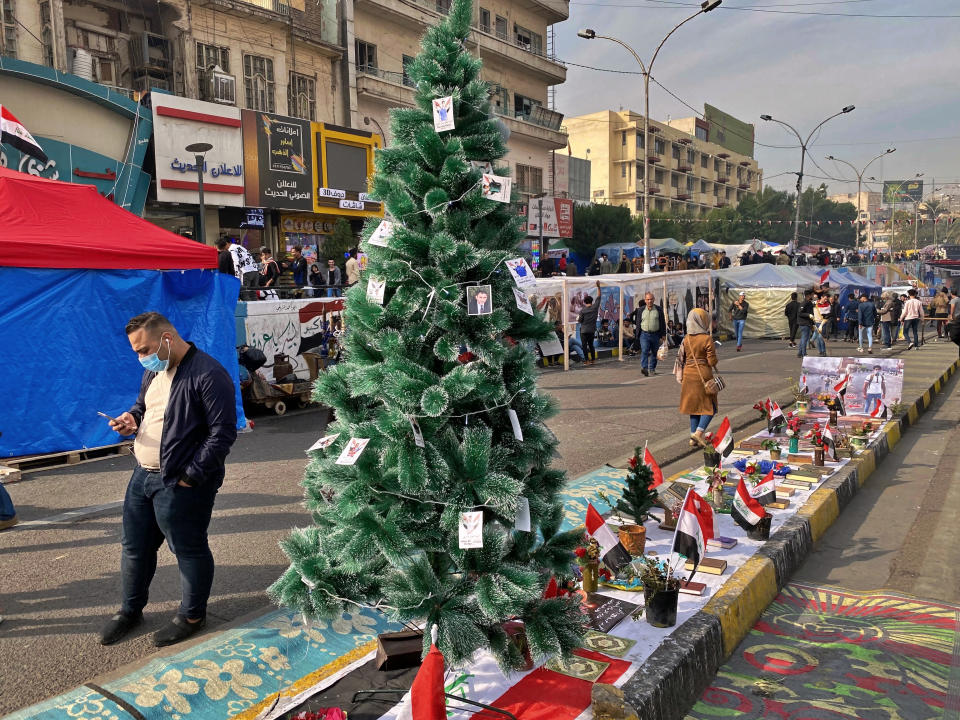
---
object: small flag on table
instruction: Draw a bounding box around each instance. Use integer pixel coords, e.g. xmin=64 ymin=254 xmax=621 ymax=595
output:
xmin=0 ymin=105 xmax=48 ymax=162
xmin=671 ymin=490 xmax=714 ymax=578
xmin=869 ymin=398 xmax=888 ymax=419
xmin=712 ymin=417 xmax=733 ymax=459
xmin=585 ymin=503 xmax=632 ymax=573
xmin=768 ymin=400 xmax=785 ymax=429
xmin=644 ymin=445 xmax=663 ymax=488
xmin=822 ymin=422 xmax=838 ymax=461
xmin=833 ymin=375 xmax=849 ymax=415
xmin=397 ymin=626 xmax=446 ymax=720
xmin=732 ymin=476 xmax=768 ymax=532
xmin=819 ymin=269 xmax=830 ymax=286
xmin=748 ymin=469 xmax=777 ymax=506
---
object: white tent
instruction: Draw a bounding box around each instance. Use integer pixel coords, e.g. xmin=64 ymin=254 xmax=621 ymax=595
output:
xmin=714 ymin=265 xmax=814 ymax=339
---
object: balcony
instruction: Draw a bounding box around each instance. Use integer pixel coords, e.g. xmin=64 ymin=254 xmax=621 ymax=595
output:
xmin=212 ymin=0 xmax=293 ymax=19
xmin=678 ymin=164 xmax=692 ymax=173
xmin=716 ymin=200 xmax=727 ymax=207
xmin=718 ymin=152 xmax=730 ymax=159
xmin=473 ymin=28 xmax=566 ymax=84
xmin=739 ymin=182 xmax=750 ymax=190
xmin=513 ymin=0 xmax=569 ymax=24
xmin=647 ymin=155 xmax=661 ymax=164
xmin=676 ymin=193 xmax=691 ymax=201
xmin=739 ymin=160 xmax=750 ymax=167
xmin=356 ymin=66 xmax=415 ymax=107
xmin=717 ymin=176 xmax=729 ymax=184
xmin=495 ymin=107 xmax=567 ymax=149
xmin=648 ymin=186 xmax=661 ymax=195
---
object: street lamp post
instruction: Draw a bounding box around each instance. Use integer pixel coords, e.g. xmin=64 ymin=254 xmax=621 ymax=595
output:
xmin=887 ymin=173 xmax=923 ymax=254
xmin=759 ymin=106 xmax=855 ymax=254
xmin=578 ymin=0 xmax=722 ymax=273
xmin=185 ymin=142 xmax=213 ymax=244
xmin=825 ymin=148 xmax=895 ymax=252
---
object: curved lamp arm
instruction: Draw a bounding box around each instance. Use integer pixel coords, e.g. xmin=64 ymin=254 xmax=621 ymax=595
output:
xmin=649 ymin=7 xmax=707 ymax=73
xmin=588 ymin=33 xmax=647 ymax=74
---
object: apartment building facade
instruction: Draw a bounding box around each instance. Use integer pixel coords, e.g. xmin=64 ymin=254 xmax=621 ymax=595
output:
xmin=565 ymin=109 xmax=762 ymax=217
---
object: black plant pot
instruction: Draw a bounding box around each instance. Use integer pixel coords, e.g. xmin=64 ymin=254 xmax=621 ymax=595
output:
xmin=747 ymin=514 xmax=772 ymax=541
xmin=643 ymin=586 xmax=679 ymax=628
xmin=703 ymin=450 xmax=720 ymax=469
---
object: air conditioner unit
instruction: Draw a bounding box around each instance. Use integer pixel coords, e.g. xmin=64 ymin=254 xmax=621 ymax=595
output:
xmin=200 ymin=66 xmax=236 ymax=105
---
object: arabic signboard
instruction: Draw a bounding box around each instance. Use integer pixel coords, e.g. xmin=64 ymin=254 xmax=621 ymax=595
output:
xmin=311 ymin=122 xmax=383 ymax=218
xmin=241 ymin=110 xmax=313 ymax=212
xmin=526 ymin=196 xmax=574 ymax=238
xmin=884 ymin=180 xmax=923 ymax=204
xmin=152 ymin=94 xmax=245 ymax=207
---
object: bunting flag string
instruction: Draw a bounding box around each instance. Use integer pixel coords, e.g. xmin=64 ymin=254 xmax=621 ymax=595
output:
xmin=646 ymin=216 xmax=956 ymax=228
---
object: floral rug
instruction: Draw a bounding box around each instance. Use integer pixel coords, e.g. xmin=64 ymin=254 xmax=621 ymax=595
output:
xmin=686 ymin=583 xmax=960 ymax=720
xmin=4 ymin=608 xmax=400 ymax=720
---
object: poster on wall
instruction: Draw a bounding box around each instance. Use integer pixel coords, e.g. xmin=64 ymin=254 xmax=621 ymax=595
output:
xmin=800 ymin=356 xmax=905 ymax=416
xmin=242 ymin=111 xmax=314 ymax=211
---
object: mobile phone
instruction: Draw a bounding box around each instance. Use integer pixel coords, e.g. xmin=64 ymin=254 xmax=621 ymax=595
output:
xmin=97 ymin=411 xmax=118 ymax=422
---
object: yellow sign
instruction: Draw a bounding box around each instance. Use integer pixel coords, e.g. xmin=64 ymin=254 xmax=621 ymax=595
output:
xmin=311 ymin=122 xmax=383 ymax=218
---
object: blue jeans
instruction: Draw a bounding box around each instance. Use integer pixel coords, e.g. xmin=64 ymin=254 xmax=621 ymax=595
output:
xmin=858 ymin=325 xmax=873 ymax=349
xmin=798 ymin=325 xmax=811 ymax=357
xmin=568 ymin=336 xmax=585 ymax=360
xmin=904 ymin=318 xmax=920 ymax=346
xmin=326 ymin=287 xmax=341 ymax=297
xmin=690 ymin=414 xmax=714 ymax=433
xmin=734 ymin=319 xmax=746 ymax=346
xmin=121 ymin=466 xmax=219 ymax=619
xmin=881 ymin=321 xmax=892 ymax=347
xmin=865 ymin=393 xmax=882 ymax=413
xmin=639 ymin=331 xmax=660 ymax=371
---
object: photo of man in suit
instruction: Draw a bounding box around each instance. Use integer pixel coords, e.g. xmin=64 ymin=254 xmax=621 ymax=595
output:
xmin=467 ymin=285 xmax=493 ymax=316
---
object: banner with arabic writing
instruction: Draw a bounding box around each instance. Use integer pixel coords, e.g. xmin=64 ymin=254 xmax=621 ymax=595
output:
xmin=242 ymin=110 xmax=314 ymax=211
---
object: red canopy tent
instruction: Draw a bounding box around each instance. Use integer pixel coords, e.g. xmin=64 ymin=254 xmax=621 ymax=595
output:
xmin=0 ymin=166 xmax=216 ymax=269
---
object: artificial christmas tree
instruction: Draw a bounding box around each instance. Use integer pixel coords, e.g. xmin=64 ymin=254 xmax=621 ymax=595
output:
xmin=269 ymin=0 xmax=585 ymax=670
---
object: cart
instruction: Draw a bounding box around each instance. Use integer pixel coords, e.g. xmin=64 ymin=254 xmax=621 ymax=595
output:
xmin=244 ymin=372 xmax=314 ymax=415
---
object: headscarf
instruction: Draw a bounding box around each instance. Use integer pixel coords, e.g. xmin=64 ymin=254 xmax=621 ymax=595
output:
xmin=686 ymin=307 xmax=710 ymax=335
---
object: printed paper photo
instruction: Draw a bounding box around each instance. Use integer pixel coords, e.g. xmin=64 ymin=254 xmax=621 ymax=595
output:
xmin=335 ymin=437 xmax=370 ymax=465
xmin=481 ymin=173 xmax=512 ymax=203
xmin=505 ymin=257 xmax=536 ymax=290
xmin=466 ymin=284 xmax=493 ymax=316
xmin=432 ymin=96 xmax=455 ymax=132
xmin=800 ymin=356 xmax=904 ymax=415
xmin=366 ymin=219 xmax=394 ymax=247
xmin=513 ymin=288 xmax=534 ymax=316
xmin=367 ymin=276 xmax=386 ymax=305
xmin=307 ymin=433 xmax=339 ymax=452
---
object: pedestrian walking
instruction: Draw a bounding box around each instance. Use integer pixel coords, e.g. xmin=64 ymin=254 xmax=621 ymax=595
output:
xmin=345 ymin=248 xmax=360 ymax=287
xmin=932 ymin=287 xmax=950 ymax=338
xmin=634 ymin=291 xmax=666 ymax=377
xmin=797 ymin=289 xmax=825 ymax=357
xmin=676 ymin=308 xmax=719 ymax=447
xmin=288 ymin=245 xmax=308 ymax=288
xmin=879 ymin=292 xmax=895 ymax=349
xmin=99 ymin=312 xmax=237 ymax=647
xmin=215 ymin=238 xmax=235 ymax=276
xmin=784 ymin=292 xmax=799 ymax=348
xmin=844 ymin=293 xmax=859 ymax=343
xmin=901 ymin=289 xmax=924 ymax=349
xmin=731 ymin=291 xmax=749 ymax=352
xmin=577 ymin=283 xmax=601 ymax=365
xmin=891 ymin=293 xmax=903 ymax=344
xmin=857 ymin=293 xmax=876 ymax=353
xmin=216 ymin=239 xmax=259 ymax=299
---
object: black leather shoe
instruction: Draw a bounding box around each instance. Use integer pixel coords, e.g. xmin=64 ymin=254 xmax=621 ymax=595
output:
xmin=153 ymin=615 xmax=206 ymax=647
xmin=99 ymin=612 xmax=143 ymax=646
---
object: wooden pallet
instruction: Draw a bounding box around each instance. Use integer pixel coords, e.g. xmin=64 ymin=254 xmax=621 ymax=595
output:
xmin=3 ymin=442 xmax=133 ymax=474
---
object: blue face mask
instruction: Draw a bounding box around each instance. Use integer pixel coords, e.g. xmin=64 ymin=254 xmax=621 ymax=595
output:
xmin=140 ymin=336 xmax=171 ymax=372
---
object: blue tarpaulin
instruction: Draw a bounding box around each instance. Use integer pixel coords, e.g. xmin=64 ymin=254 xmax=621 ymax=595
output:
xmin=0 ymin=268 xmax=244 ymax=458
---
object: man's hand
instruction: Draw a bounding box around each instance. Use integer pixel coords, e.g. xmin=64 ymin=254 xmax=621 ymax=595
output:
xmin=109 ymin=412 xmax=138 ymax=436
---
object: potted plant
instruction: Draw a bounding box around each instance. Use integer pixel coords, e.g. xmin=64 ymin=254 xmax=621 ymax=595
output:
xmin=573 ymin=537 xmax=601 ymax=592
xmin=601 ymin=447 xmax=660 ymax=555
xmin=789 ymin=378 xmax=810 ymax=414
xmin=848 ymin=421 xmax=870 ymax=448
xmin=707 ymin=466 xmax=727 ymax=511
xmin=753 ymin=400 xmax=769 ymax=421
xmin=634 ymin=556 xmax=681 ymax=628
xmin=761 ymin=438 xmax=782 ymax=460
xmin=785 ymin=413 xmax=803 ymax=454
xmin=816 ymin=393 xmax=843 ymax=425
xmin=805 ymin=423 xmax=828 ymax=466
xmin=702 ymin=432 xmax=720 ymax=469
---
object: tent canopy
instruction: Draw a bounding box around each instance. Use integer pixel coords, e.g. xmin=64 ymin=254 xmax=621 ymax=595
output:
xmin=0 ymin=166 xmax=217 ymax=270
xmin=649 ymin=237 xmax=686 ymax=254
xmin=595 ymin=242 xmax=643 ymax=261
xmin=690 ymin=239 xmax=715 ymax=253
xmin=715 ymin=264 xmax=811 ymax=289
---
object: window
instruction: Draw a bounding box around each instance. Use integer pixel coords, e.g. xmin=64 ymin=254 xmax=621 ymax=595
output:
xmin=671 ymin=173 xmax=679 ymax=188
xmin=713 ymin=185 xmax=718 ymax=196
xmin=636 ymin=133 xmax=644 ymax=150
xmin=436 ymin=0 xmax=451 ymax=13
xmin=654 ymin=138 xmax=665 ymax=155
xmin=356 ymin=40 xmax=377 ymax=70
xmin=636 ymin=163 xmax=642 ymax=179
xmin=687 ymin=149 xmax=695 ymax=164
xmin=197 ymin=42 xmax=230 ymax=73
xmin=489 ymin=84 xmax=508 ymax=115
xmin=243 ymin=54 xmax=275 ymax=112
xmin=621 ymin=131 xmax=627 ymax=146
xmin=701 ymin=153 xmax=708 ymax=168
xmin=2 ymin=0 xmax=16 ymax=58
xmin=695 ymin=126 xmax=708 ymax=142
xmin=514 ymin=92 xmax=541 ymax=121
xmin=288 ymin=72 xmax=316 ymax=120
xmin=479 ymin=7 xmax=490 ymax=32
xmin=654 ymin=169 xmax=664 ymax=184
xmin=516 ymin=164 xmax=543 ymax=195
xmin=495 ymin=15 xmax=507 ymax=40
xmin=671 ymin=144 xmax=680 ymax=160
xmin=636 ymin=198 xmax=643 ymax=212
xmin=701 ymin=180 xmax=708 ymax=193
xmin=717 ymin=129 xmax=726 ymax=145
xmin=514 ymin=24 xmax=542 ymax=55
xmin=687 ymin=176 xmax=695 ymax=192
xmin=40 ymin=2 xmax=53 ymax=66
xmin=621 ymin=165 xmax=627 ymax=178
xmin=402 ymin=55 xmax=415 ymax=87
xmin=714 ymin=158 xmax=720 ymax=172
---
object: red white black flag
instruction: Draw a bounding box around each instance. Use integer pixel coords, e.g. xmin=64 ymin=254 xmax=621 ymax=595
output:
xmin=0 ymin=105 xmax=48 ymax=163
xmin=732 ymin=476 xmax=767 ymax=531
xmin=712 ymin=417 xmax=733 ymax=458
xmin=585 ymin=503 xmax=632 ymax=573
xmin=823 ymin=422 xmax=838 ymax=461
xmin=819 ymin=269 xmax=830 ymax=285
xmin=869 ymin=398 xmax=888 ymax=419
xmin=768 ymin=400 xmax=785 ymax=429
xmin=671 ymin=490 xmax=714 ymax=575
xmin=644 ymin=445 xmax=664 ymax=488
xmin=748 ymin=468 xmax=777 ymax=506
xmin=833 ymin=374 xmax=849 ymax=415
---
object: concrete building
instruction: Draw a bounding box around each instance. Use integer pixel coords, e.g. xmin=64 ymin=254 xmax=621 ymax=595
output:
xmin=828 ymin=191 xmax=881 ymax=217
xmin=565 ymin=109 xmax=761 ymax=217
xmin=349 ymin=0 xmax=569 ymax=201
xmin=668 ymin=103 xmax=755 ymax=159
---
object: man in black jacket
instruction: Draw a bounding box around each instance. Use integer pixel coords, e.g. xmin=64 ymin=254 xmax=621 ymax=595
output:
xmin=631 ymin=292 xmax=666 ymax=376
xmin=784 ymin=292 xmax=799 ymax=348
xmin=100 ymin=312 xmax=237 ymax=647
xmin=797 ymin=289 xmax=825 ymax=357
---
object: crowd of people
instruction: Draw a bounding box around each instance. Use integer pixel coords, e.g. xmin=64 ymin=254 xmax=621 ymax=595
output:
xmin=739 ymin=246 xmax=906 ymax=267
xmin=215 ymin=238 xmax=361 ymax=299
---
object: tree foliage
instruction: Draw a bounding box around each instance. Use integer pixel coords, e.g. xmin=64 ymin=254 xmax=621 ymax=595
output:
xmin=570 ymin=203 xmax=638 ymax=258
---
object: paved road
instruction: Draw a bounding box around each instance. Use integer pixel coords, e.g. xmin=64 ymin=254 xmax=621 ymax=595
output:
xmin=687 ymin=353 xmax=960 ymax=720
xmin=0 ymin=339 xmax=951 ymax=714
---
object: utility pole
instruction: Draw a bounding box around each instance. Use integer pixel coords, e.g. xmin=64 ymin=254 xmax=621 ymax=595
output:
xmin=826 ymin=149 xmax=894 ymax=253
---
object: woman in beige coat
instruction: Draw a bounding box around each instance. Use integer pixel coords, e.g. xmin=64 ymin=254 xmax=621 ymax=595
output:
xmin=675 ymin=307 xmax=719 ymax=446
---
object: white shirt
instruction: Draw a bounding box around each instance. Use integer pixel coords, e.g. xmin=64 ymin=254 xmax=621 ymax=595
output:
xmin=133 ymin=366 xmax=178 ymax=470
xmin=866 ymin=372 xmax=883 ymax=395
xmin=229 ymin=243 xmax=259 ymax=277
xmin=901 ymin=297 xmax=924 ymax=321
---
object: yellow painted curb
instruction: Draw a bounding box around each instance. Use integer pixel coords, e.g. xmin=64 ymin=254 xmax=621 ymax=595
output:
xmin=934 ymin=378 xmax=942 ymax=392
xmin=922 ymin=389 xmax=932 ymax=408
xmin=703 ymin=555 xmax=778 ymax=657
xmin=883 ymin=421 xmax=901 ymax=450
xmin=797 ymin=487 xmax=839 ymax=542
xmin=907 ymin=404 xmax=919 ymax=424
xmin=855 ymin=449 xmax=877 ymax=487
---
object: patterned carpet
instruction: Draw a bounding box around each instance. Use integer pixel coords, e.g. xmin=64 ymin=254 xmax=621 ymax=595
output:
xmin=687 ymin=583 xmax=960 ymax=720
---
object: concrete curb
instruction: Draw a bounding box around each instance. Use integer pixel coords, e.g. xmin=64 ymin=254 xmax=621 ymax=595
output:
xmin=618 ymin=355 xmax=960 ymax=719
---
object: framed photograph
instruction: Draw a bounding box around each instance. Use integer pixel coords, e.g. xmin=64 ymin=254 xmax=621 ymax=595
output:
xmin=466 ymin=284 xmax=493 ymax=316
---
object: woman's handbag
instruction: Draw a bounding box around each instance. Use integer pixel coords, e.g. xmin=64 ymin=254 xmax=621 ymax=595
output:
xmin=690 ymin=339 xmax=725 ymax=394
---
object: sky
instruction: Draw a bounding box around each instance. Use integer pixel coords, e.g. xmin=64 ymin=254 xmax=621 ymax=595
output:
xmin=552 ymin=0 xmax=960 ymax=199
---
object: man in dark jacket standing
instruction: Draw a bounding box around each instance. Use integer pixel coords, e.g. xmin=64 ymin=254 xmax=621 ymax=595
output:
xmin=857 ymin=293 xmax=876 ymax=354
xmin=100 ymin=312 xmax=237 ymax=647
xmin=578 ymin=283 xmax=601 ymax=364
xmin=784 ymin=292 xmax=800 ymax=348
xmin=797 ymin=290 xmax=825 ymax=357
xmin=632 ymin=291 xmax=666 ymax=376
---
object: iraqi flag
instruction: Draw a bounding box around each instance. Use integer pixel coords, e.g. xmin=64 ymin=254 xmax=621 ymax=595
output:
xmin=397 ymin=627 xmax=446 ymax=720
xmin=748 ymin=469 xmax=777 ymax=506
xmin=819 ymin=269 xmax=830 ymax=286
xmin=672 ymin=490 xmax=714 ymax=576
xmin=869 ymin=398 xmax=888 ymax=419
xmin=644 ymin=446 xmax=664 ymax=489
xmin=823 ymin=422 xmax=838 ymax=461
xmin=712 ymin=417 xmax=733 ymax=458
xmin=0 ymin=105 xmax=48 ymax=163
xmin=585 ymin=503 xmax=632 ymax=573
xmin=833 ymin=375 xmax=849 ymax=415
xmin=732 ymin=477 xmax=768 ymax=532
xmin=768 ymin=400 xmax=785 ymax=429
